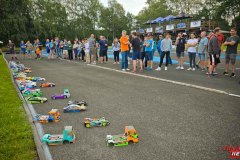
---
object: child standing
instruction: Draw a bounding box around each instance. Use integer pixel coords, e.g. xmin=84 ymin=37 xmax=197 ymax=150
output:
xmin=49 ymin=39 xmax=55 ymax=59
xmin=20 ymin=41 xmax=26 ymax=59
xmin=26 ymin=41 xmax=33 ymax=59
xmin=35 ymin=46 xmax=41 ymax=59
xmin=84 ymin=39 xmax=90 ymax=63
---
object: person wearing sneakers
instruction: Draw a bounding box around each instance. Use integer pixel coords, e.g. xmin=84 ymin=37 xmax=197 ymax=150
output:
xmin=131 ymin=32 xmax=143 ymax=73
xmin=186 ymin=33 xmax=198 ymax=71
xmin=208 ymin=28 xmax=221 ymax=76
xmin=144 ymin=34 xmax=153 ymax=70
xmin=175 ymin=32 xmax=186 ymax=70
xmin=197 ymin=31 xmax=208 ymax=71
xmin=156 ymin=33 xmax=172 ymax=71
xmin=112 ymin=38 xmax=120 ymax=64
xmin=223 ymin=27 xmax=239 ymax=78
xmin=120 ymin=30 xmax=130 ymax=71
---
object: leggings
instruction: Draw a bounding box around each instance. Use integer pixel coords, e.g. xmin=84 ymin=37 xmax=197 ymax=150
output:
xmin=159 ymin=51 xmax=170 ymax=67
xmin=188 ymin=52 xmax=196 ymax=68
xmin=114 ymin=51 xmax=119 ymax=62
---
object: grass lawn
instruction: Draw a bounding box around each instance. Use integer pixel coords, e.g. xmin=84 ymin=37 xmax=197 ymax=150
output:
xmin=0 ymin=55 xmax=36 ymax=160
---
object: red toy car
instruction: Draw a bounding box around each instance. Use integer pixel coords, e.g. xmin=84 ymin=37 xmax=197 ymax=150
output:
xmin=40 ymin=82 xmax=55 ymax=88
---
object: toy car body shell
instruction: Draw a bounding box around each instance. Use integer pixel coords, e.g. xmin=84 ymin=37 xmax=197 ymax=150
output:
xmin=33 ymin=109 xmax=60 ymax=123
xmin=22 ymin=89 xmax=42 ymax=98
xmin=51 ymin=89 xmax=70 ymax=100
xmin=27 ymin=97 xmax=48 ymax=104
xmin=84 ymin=117 xmax=110 ymax=128
xmin=40 ymin=82 xmax=55 ymax=88
xmin=68 ymin=100 xmax=87 ymax=106
xmin=63 ymin=104 xmax=86 ymax=113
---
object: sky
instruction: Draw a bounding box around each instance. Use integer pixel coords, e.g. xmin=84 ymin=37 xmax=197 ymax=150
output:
xmin=99 ymin=0 xmax=147 ymax=15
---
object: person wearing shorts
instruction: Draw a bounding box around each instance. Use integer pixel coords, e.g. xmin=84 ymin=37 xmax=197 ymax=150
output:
xmin=208 ymin=28 xmax=221 ymax=76
xmin=144 ymin=34 xmax=153 ymax=70
xmin=175 ymin=32 xmax=186 ymax=70
xmin=223 ymin=27 xmax=239 ymax=78
xmin=197 ymin=31 xmax=208 ymax=71
xmin=99 ymin=36 xmax=108 ymax=63
xmin=131 ymin=32 xmax=142 ymax=72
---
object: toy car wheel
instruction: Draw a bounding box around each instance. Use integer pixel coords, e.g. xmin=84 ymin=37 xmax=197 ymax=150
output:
xmin=63 ymin=140 xmax=69 ymax=144
xmin=49 ymin=84 xmax=52 ymax=87
xmin=85 ymin=123 xmax=90 ymax=128
xmin=102 ymin=123 xmax=107 ymax=126
xmin=52 ymin=97 xmax=56 ymax=100
xmin=64 ymin=95 xmax=67 ymax=99
xmin=41 ymin=100 xmax=43 ymax=103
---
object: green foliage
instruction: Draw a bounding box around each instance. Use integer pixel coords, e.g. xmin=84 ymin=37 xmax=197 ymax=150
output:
xmin=0 ymin=55 xmax=36 ymax=160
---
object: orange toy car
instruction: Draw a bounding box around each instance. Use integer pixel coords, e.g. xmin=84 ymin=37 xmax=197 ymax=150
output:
xmin=40 ymin=82 xmax=55 ymax=88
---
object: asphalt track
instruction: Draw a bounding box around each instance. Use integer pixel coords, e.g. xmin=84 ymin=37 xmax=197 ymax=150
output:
xmin=6 ymin=54 xmax=240 ymax=160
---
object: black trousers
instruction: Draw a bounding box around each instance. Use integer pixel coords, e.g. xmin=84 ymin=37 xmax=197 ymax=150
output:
xmin=81 ymin=49 xmax=85 ymax=60
xmin=141 ymin=51 xmax=148 ymax=67
xmin=114 ymin=51 xmax=119 ymax=62
xmin=68 ymin=50 xmax=73 ymax=60
xmin=159 ymin=51 xmax=170 ymax=67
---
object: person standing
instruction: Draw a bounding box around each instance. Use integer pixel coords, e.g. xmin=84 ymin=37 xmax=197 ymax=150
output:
xmin=88 ymin=34 xmax=96 ymax=64
xmin=55 ymin=37 xmax=61 ymax=58
xmin=45 ymin=39 xmax=50 ymax=56
xmin=155 ymin=33 xmax=172 ymax=71
xmin=20 ymin=40 xmax=26 ymax=58
xmin=67 ymin=41 xmax=73 ymax=60
xmin=84 ymin=39 xmax=90 ymax=63
xmin=186 ymin=33 xmax=198 ymax=71
xmin=131 ymin=32 xmax=143 ymax=73
xmin=175 ymin=32 xmax=186 ymax=70
xmin=197 ymin=31 xmax=208 ymax=71
xmin=119 ymin=30 xmax=130 ymax=71
xmin=8 ymin=40 xmax=17 ymax=60
xmin=99 ymin=36 xmax=108 ymax=63
xmin=112 ymin=38 xmax=120 ymax=64
xmin=208 ymin=28 xmax=221 ymax=76
xmin=49 ymin=39 xmax=55 ymax=59
xmin=223 ymin=27 xmax=239 ymax=78
xmin=73 ymin=40 xmax=79 ymax=60
xmin=26 ymin=41 xmax=33 ymax=59
xmin=144 ymin=34 xmax=153 ymax=70
xmin=63 ymin=39 xmax=68 ymax=59
xmin=157 ymin=34 xmax=163 ymax=61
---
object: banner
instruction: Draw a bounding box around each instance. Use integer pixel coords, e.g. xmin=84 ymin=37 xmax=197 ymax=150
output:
xmin=176 ymin=23 xmax=186 ymax=29
xmin=138 ymin=29 xmax=145 ymax=34
xmin=155 ymin=26 xmax=163 ymax=33
xmin=146 ymin=28 xmax=153 ymax=33
xmin=190 ymin=20 xmax=201 ymax=28
xmin=166 ymin=24 xmax=174 ymax=31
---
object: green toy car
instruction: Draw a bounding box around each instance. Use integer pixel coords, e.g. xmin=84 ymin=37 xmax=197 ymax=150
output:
xmin=27 ymin=97 xmax=47 ymax=104
xmin=22 ymin=89 xmax=42 ymax=98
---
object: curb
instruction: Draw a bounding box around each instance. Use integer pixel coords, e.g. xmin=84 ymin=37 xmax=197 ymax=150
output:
xmin=3 ymin=54 xmax=53 ymax=160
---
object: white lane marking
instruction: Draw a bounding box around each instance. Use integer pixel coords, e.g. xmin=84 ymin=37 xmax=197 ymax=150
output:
xmin=61 ymin=59 xmax=240 ymax=98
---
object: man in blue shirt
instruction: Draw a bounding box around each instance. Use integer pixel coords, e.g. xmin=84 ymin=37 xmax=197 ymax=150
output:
xmin=144 ymin=34 xmax=153 ymax=70
xmin=20 ymin=41 xmax=26 ymax=58
xmin=99 ymin=36 xmax=108 ymax=63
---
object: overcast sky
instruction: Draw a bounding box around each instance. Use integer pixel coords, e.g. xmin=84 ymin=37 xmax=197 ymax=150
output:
xmin=99 ymin=0 xmax=147 ymax=15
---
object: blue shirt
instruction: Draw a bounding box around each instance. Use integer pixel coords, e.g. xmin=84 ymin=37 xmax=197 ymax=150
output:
xmin=157 ymin=39 xmax=163 ymax=51
xmin=198 ymin=37 xmax=208 ymax=54
xmin=20 ymin=43 xmax=26 ymax=52
xmin=99 ymin=40 xmax=108 ymax=51
xmin=145 ymin=39 xmax=153 ymax=52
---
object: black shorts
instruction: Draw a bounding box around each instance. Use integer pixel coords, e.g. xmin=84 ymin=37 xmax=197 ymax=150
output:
xmin=209 ymin=54 xmax=220 ymax=65
xmin=100 ymin=50 xmax=107 ymax=57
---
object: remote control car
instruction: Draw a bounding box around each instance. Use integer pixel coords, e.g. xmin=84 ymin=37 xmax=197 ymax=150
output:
xmin=24 ymin=68 xmax=32 ymax=73
xmin=106 ymin=126 xmax=139 ymax=147
xmin=27 ymin=77 xmax=46 ymax=82
xmin=51 ymin=89 xmax=70 ymax=100
xmin=27 ymin=97 xmax=47 ymax=104
xmin=33 ymin=109 xmax=60 ymax=124
xmin=40 ymin=82 xmax=55 ymax=88
xmin=84 ymin=117 xmax=110 ymax=128
xmin=22 ymin=89 xmax=42 ymax=97
xmin=14 ymin=72 xmax=27 ymax=79
xmin=63 ymin=104 xmax=86 ymax=113
xmin=42 ymin=126 xmax=75 ymax=145
xmin=68 ymin=100 xmax=87 ymax=106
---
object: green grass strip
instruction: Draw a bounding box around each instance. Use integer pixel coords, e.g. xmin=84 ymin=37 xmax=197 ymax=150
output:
xmin=0 ymin=55 xmax=36 ymax=160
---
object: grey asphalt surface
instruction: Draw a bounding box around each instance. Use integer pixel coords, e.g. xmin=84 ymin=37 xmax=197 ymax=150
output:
xmin=6 ymin=54 xmax=240 ymax=160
